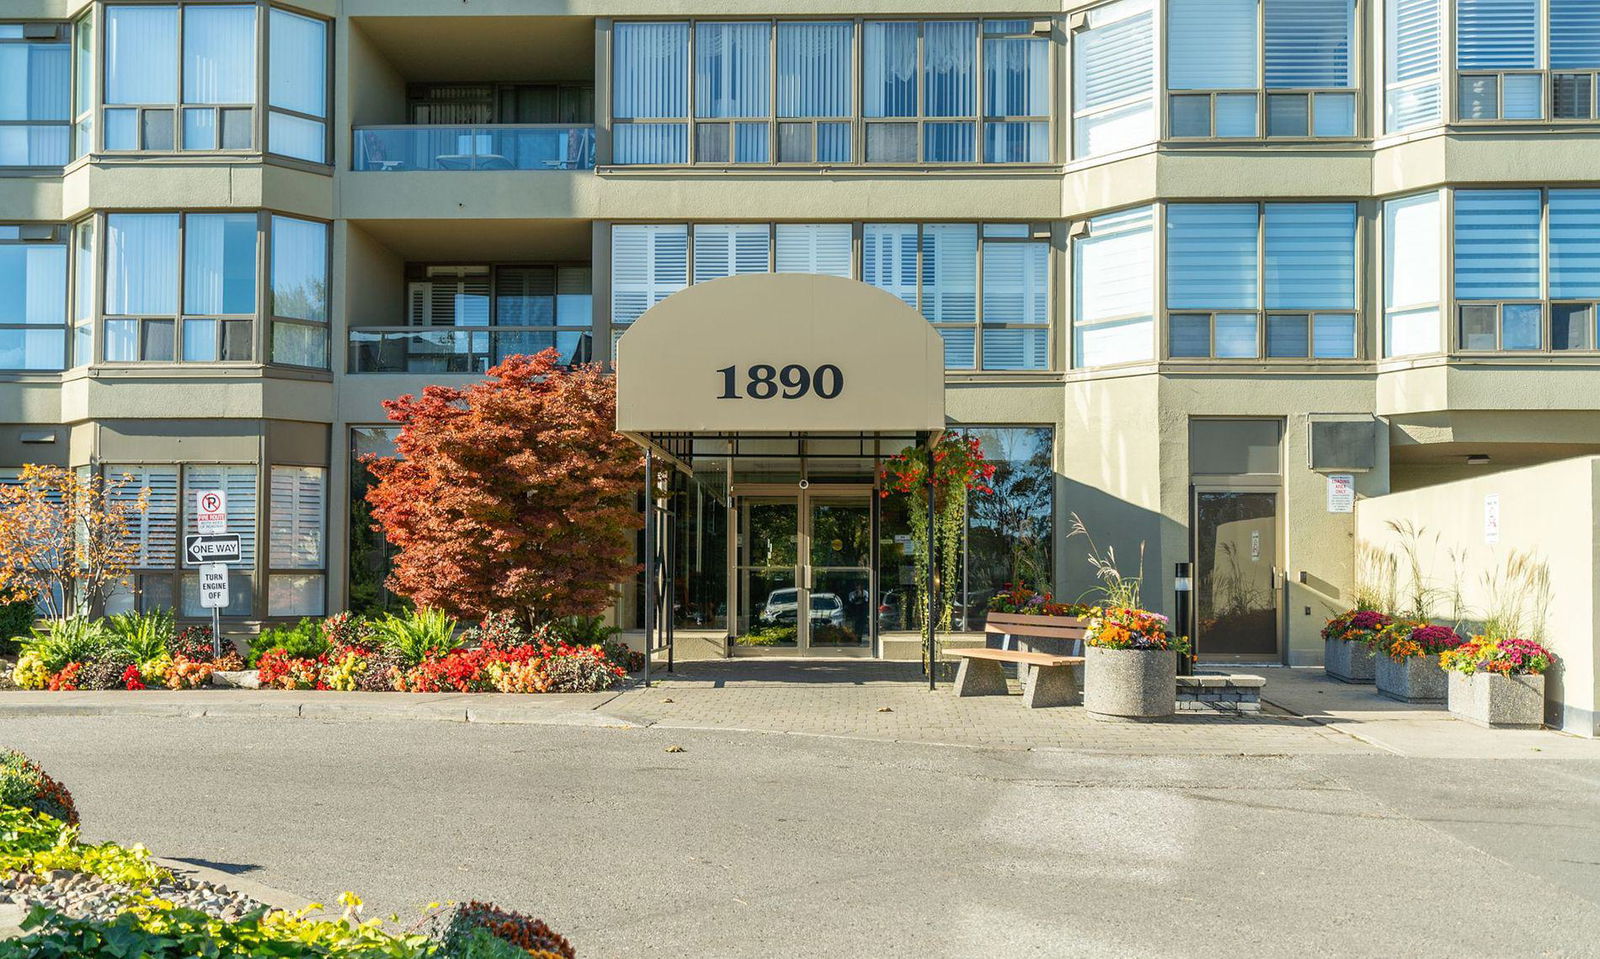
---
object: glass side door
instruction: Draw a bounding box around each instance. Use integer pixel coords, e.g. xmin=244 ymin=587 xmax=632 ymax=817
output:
xmin=806 ymin=496 xmax=874 ymax=651
xmin=734 ymin=498 xmax=801 ymax=650
xmin=1192 ymin=488 xmax=1281 ymax=660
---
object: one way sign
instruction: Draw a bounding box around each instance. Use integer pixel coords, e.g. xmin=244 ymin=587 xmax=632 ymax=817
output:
xmin=185 ymin=533 xmax=242 ymax=566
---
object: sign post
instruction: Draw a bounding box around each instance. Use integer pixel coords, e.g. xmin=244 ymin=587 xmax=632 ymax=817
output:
xmin=193 ymin=490 xmax=230 ymax=659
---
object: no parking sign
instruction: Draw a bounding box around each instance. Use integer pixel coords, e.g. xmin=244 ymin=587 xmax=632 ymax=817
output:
xmin=195 ymin=490 xmax=227 ymax=535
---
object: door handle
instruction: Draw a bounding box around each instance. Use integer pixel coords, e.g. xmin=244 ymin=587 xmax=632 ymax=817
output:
xmin=802 ymin=566 xmax=812 ymax=590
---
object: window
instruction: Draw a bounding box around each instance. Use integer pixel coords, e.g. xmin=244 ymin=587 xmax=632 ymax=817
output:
xmin=1168 ymin=0 xmax=1356 ymax=139
xmin=349 ymin=427 xmax=401 ymax=615
xmin=0 ymin=22 xmax=71 ymax=166
xmin=959 ymin=426 xmax=1054 ymax=625
xmin=1166 ymin=202 xmax=1358 ymax=359
xmin=1453 ymin=189 xmax=1600 ymax=352
xmin=267 ymin=8 xmax=327 ymax=162
xmin=612 ymin=18 xmax=1052 ymax=165
xmin=1457 ymin=0 xmax=1600 ymax=121
xmin=612 ymin=221 xmax=1049 ymax=369
xmin=1384 ymin=191 xmax=1444 ymax=355
xmin=1386 ymin=0 xmax=1444 ymax=132
xmin=0 ymin=224 xmax=68 ymax=371
xmin=269 ymin=465 xmax=325 ymax=617
xmin=103 ymin=4 xmax=255 ymax=152
xmin=103 ymin=464 xmax=178 ymax=615
xmin=73 ymin=14 xmax=91 ymax=159
xmin=180 ymin=464 xmax=256 ymax=616
xmin=1072 ymin=0 xmax=1156 ymax=160
xmin=1073 ymin=206 xmax=1154 ymax=367
xmin=71 ymin=218 xmax=92 ymax=366
xmin=105 ymin=212 xmax=257 ymax=363
xmin=269 ymin=215 xmax=328 ymax=367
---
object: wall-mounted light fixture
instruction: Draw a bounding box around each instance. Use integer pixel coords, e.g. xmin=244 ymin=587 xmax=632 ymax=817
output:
xmin=1466 ymin=453 xmax=1491 ymax=466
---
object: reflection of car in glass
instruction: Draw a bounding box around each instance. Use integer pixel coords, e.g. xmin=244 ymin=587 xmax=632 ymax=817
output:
xmin=760 ymin=590 xmax=846 ymax=628
xmin=877 ymin=590 xmax=976 ymax=630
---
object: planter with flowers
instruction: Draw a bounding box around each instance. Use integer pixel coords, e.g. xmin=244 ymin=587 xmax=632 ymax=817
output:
xmin=1321 ymin=609 xmax=1391 ymax=683
xmin=985 ymin=584 xmax=1096 ymax=657
xmin=1440 ymin=637 xmax=1554 ymax=728
xmin=1082 ymin=607 xmax=1189 ymax=722
xmin=1374 ymin=623 xmax=1465 ymax=703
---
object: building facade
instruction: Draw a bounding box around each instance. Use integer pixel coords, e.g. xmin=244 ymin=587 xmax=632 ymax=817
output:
xmin=4 ymin=0 xmax=1600 ymax=683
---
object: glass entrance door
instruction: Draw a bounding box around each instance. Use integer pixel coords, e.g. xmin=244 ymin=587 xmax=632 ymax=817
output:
xmin=1192 ymin=488 xmax=1281 ymax=660
xmin=733 ymin=488 xmax=875 ymax=654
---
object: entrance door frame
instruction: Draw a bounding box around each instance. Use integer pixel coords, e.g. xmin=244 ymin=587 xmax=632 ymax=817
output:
xmin=1189 ymin=479 xmax=1285 ymax=664
xmin=730 ymin=482 xmax=877 ymax=657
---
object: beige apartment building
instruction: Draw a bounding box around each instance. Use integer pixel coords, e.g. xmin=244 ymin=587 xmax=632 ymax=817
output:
xmin=3 ymin=0 xmax=1600 ymax=732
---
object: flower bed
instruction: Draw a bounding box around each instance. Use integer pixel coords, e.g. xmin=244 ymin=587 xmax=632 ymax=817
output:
xmin=8 ymin=609 xmax=636 ymax=696
xmin=0 ymin=751 xmax=577 ymax=958
xmin=1372 ymin=623 xmax=1464 ymax=704
xmin=986 ymin=583 xmax=1097 ymax=619
xmin=1439 ymin=636 xmax=1556 ymax=728
xmin=1320 ymin=609 xmax=1392 ymax=683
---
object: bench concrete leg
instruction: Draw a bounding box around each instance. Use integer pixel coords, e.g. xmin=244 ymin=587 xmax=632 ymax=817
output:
xmin=953 ymin=658 xmax=1009 ymax=697
xmin=1022 ymin=664 xmax=1081 ymax=708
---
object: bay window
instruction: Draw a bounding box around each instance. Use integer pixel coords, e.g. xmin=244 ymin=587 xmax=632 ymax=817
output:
xmin=1166 ymin=202 xmax=1358 ymax=359
xmin=95 ymin=4 xmax=327 ymax=159
xmin=1383 ymin=191 xmax=1444 ymax=356
xmin=104 ymin=212 xmax=257 ymax=363
xmin=1168 ymin=0 xmax=1357 ymax=139
xmin=1454 ymin=189 xmax=1600 ymax=352
xmin=0 ymin=22 xmax=71 ymax=167
xmin=268 ymin=215 xmax=329 ymax=367
xmin=1072 ymin=0 xmax=1156 ymax=160
xmin=0 ymin=225 xmax=68 ymax=371
xmin=611 ymin=18 xmax=1052 ymax=166
xmin=611 ymin=221 xmax=1050 ymax=369
xmin=1457 ymin=0 xmax=1600 ymax=121
xmin=1072 ymin=206 xmax=1155 ymax=368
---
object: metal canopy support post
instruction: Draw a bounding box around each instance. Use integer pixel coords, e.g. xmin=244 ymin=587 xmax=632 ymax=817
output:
xmin=643 ymin=449 xmax=656 ymax=688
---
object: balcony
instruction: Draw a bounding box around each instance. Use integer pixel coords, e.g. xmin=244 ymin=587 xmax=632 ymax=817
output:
xmin=348 ymin=327 xmax=593 ymax=373
xmin=352 ymin=125 xmax=595 ymax=172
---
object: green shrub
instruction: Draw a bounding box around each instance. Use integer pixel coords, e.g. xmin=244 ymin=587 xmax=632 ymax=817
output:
xmin=373 ymin=608 xmax=462 ymax=667
xmin=18 ymin=618 xmax=112 ymax=673
xmin=0 ymin=749 xmax=78 ymax=825
xmin=248 ymin=618 xmax=329 ymax=666
xmin=104 ymin=609 xmax=175 ymax=662
xmin=0 ymin=600 xmax=35 ymax=655
xmin=548 ymin=615 xmax=620 ymax=646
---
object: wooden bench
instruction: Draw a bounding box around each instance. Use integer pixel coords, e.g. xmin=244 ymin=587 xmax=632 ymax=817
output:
xmin=948 ymin=647 xmax=1085 ymax=708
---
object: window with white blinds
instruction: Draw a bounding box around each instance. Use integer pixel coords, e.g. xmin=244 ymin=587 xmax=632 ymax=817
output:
xmin=1073 ymin=205 xmax=1155 ymax=367
xmin=1384 ymin=191 xmax=1443 ymax=356
xmin=611 ymin=224 xmax=689 ymax=325
xmin=269 ymin=465 xmax=325 ymax=569
xmin=1265 ymin=0 xmax=1356 ymax=87
xmin=612 ymin=21 xmax=690 ymax=164
xmin=1549 ymin=191 xmax=1600 ymax=299
xmin=692 ymin=224 xmax=771 ymax=282
xmin=1168 ymin=0 xmax=1258 ymax=90
xmin=1454 ymin=190 xmax=1541 ymax=300
xmin=1456 ymin=0 xmax=1537 ymax=69
xmin=406 ymin=271 xmax=491 ymax=327
xmin=1168 ymin=205 xmax=1260 ymax=311
xmin=981 ymin=224 xmax=1050 ymax=370
xmin=862 ymin=223 xmax=920 ymax=308
xmin=107 ymin=465 xmax=178 ymax=569
xmin=1072 ymin=0 xmax=1156 ymax=159
xmin=775 ymin=224 xmax=852 ymax=277
xmin=1551 ymin=0 xmax=1600 ymax=70
xmin=920 ymin=223 xmax=978 ymax=367
xmin=1386 ymin=0 xmax=1443 ymax=132
xmin=182 ymin=464 xmax=256 ymax=565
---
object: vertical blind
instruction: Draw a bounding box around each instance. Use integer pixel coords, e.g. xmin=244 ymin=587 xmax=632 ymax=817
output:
xmin=1551 ymin=0 xmax=1600 ymax=69
xmin=695 ymin=22 xmax=771 ymax=118
xmin=1386 ymin=0 xmax=1443 ymax=131
xmin=863 ymin=21 xmax=918 ymax=118
xmin=1166 ymin=205 xmax=1260 ymax=310
xmin=1549 ymin=191 xmax=1600 ymax=299
xmin=614 ymin=22 xmax=688 ymax=118
xmin=1264 ymin=0 xmax=1355 ymax=87
xmin=0 ymin=245 xmax=66 ymax=326
xmin=1168 ymin=0 xmax=1259 ymax=89
xmin=1072 ymin=0 xmax=1155 ymax=159
xmin=1453 ymin=190 xmax=1542 ymax=299
xmin=777 ymin=22 xmax=852 ymax=117
xmin=692 ymin=224 xmax=771 ymax=282
xmin=270 ymin=466 xmax=326 ymax=569
xmin=0 ymin=42 xmax=70 ymax=121
xmin=984 ymin=32 xmax=1048 ymax=116
xmin=267 ymin=9 xmax=327 ymax=162
xmin=105 ymin=6 xmax=177 ymax=104
xmin=183 ymin=5 xmax=255 ymax=104
xmin=923 ymin=21 xmax=977 ymax=117
xmin=109 ymin=465 xmax=178 ymax=569
xmin=183 ymin=214 xmax=257 ymax=316
xmin=1263 ymin=203 xmax=1356 ymax=309
xmin=105 ymin=214 xmax=179 ymax=315
xmin=862 ymin=223 xmax=919 ymax=306
xmin=775 ymin=224 xmax=852 ymax=276
xmin=612 ymin=224 xmax=689 ymax=324
xmin=1455 ymin=0 xmax=1538 ymax=68
xmin=270 ymin=216 xmax=327 ymax=322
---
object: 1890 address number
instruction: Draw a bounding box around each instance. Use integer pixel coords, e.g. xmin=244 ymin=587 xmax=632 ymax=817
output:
xmin=717 ymin=364 xmax=843 ymax=400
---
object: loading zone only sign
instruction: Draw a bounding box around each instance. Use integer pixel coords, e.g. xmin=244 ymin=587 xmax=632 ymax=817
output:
xmin=185 ymin=533 xmax=241 ymax=566
xmin=195 ymin=490 xmax=227 ymax=535
xmin=198 ymin=564 xmax=231 ymax=609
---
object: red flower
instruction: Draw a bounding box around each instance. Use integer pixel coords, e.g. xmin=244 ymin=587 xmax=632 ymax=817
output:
xmin=120 ymin=665 xmax=146 ymax=691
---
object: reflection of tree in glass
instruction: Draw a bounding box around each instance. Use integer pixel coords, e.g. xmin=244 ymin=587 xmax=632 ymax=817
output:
xmin=809 ymin=504 xmax=871 ymax=567
xmin=272 ymin=277 xmax=328 ymax=322
xmin=746 ymin=503 xmax=797 ymax=570
xmin=965 ymin=427 xmax=1053 ymax=611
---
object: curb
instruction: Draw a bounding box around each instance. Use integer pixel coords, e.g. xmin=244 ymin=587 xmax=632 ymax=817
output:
xmin=152 ymin=857 xmax=312 ymax=913
xmin=0 ymin=697 xmax=643 ymax=729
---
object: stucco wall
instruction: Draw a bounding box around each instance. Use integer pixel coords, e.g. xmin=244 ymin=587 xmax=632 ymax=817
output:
xmin=1356 ymin=457 xmax=1600 ymax=737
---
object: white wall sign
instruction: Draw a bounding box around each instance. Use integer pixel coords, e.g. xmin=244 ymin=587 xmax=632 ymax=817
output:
xmin=1250 ymin=530 xmax=1261 ymax=561
xmin=1484 ymin=493 xmax=1500 ymax=544
xmin=1326 ymin=473 xmax=1355 ymax=513
xmin=195 ymin=489 xmax=227 ymax=536
xmin=198 ymin=563 xmax=230 ymax=609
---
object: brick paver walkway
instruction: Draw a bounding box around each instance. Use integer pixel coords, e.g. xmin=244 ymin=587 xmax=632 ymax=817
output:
xmin=606 ymin=659 xmax=1375 ymax=754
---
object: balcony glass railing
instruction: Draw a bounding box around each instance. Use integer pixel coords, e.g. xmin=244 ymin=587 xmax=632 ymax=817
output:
xmin=348 ymin=327 xmax=594 ymax=373
xmin=352 ymin=125 xmax=596 ymax=171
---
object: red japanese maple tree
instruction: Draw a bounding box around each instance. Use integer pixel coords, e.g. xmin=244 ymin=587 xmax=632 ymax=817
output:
xmin=363 ymin=350 xmax=643 ymax=624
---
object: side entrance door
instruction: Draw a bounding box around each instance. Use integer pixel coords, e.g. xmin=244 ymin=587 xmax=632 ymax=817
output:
xmin=1191 ymin=486 xmax=1281 ymax=661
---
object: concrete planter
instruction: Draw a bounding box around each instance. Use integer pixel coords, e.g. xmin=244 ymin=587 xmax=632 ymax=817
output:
xmin=1084 ymin=646 xmax=1176 ymax=722
xmin=1375 ymin=654 xmax=1447 ymax=703
xmin=1324 ymin=638 xmax=1377 ymax=683
xmin=1447 ymin=672 xmax=1546 ymax=728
